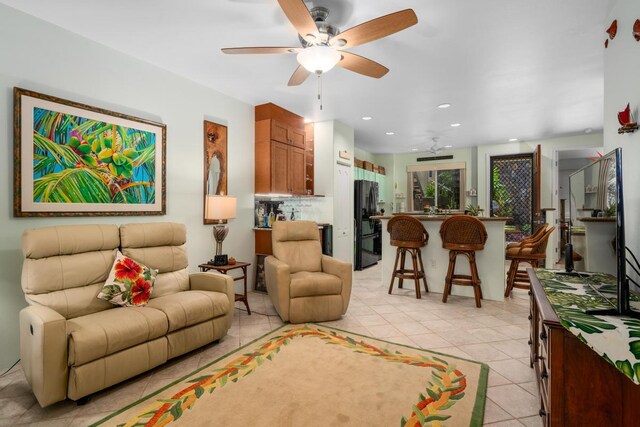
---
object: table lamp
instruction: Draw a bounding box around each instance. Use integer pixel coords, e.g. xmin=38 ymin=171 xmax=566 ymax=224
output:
xmin=205 ymin=195 xmax=237 ymax=256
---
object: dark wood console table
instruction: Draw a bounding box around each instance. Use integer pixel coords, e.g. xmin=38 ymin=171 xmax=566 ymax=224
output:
xmin=528 ymin=269 xmax=640 ymax=426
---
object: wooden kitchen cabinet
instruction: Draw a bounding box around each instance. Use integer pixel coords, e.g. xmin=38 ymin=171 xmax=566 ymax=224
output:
xmin=270 ymin=120 xmax=305 ymax=148
xmin=255 ymin=103 xmax=311 ymax=195
xmin=305 ymin=123 xmax=314 ymax=195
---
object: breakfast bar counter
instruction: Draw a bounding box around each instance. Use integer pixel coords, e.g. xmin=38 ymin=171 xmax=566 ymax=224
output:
xmin=371 ymin=215 xmax=509 ymax=302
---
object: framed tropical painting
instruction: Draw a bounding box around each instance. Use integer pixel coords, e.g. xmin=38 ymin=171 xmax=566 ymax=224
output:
xmin=14 ymin=88 xmax=166 ymax=216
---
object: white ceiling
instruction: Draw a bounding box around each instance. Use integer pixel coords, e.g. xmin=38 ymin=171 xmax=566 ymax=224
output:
xmin=1 ymin=0 xmax=615 ymax=153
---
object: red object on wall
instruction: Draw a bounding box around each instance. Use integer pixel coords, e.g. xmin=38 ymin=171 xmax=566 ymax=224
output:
xmin=617 ymin=103 xmax=638 ymax=134
xmin=607 ymin=20 xmax=618 ymax=39
xmin=618 ymin=104 xmax=631 ymax=126
xmin=634 ymin=19 xmax=640 ymax=42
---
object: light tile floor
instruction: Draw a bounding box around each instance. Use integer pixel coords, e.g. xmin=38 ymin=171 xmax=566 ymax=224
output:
xmin=0 ymin=264 xmax=541 ymax=426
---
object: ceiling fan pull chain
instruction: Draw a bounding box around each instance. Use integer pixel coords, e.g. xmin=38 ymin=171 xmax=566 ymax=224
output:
xmin=317 ymin=72 xmax=323 ymax=110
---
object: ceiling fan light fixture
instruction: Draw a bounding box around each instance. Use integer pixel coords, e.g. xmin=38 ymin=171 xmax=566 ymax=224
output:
xmin=437 ymin=103 xmax=451 ymax=109
xmin=450 ymin=123 xmax=461 ymax=127
xmin=297 ymin=45 xmax=341 ymax=73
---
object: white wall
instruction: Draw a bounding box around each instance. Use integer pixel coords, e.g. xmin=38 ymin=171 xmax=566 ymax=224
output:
xmin=604 ymin=0 xmax=640 ymax=287
xmin=314 ymin=120 xmax=355 ymax=265
xmin=0 ymin=5 xmax=254 ymax=369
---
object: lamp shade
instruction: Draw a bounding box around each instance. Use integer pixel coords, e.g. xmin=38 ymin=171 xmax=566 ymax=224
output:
xmin=205 ymin=195 xmax=237 ymax=220
xmin=297 ymin=45 xmax=342 ymax=73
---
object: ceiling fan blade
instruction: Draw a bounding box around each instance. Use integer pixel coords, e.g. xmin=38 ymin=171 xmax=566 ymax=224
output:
xmin=337 ymin=52 xmax=389 ymax=79
xmin=288 ymin=65 xmax=311 ymax=86
xmin=330 ymin=9 xmax=418 ymax=49
xmin=221 ymin=47 xmax=299 ymax=54
xmin=277 ymin=0 xmax=320 ymax=42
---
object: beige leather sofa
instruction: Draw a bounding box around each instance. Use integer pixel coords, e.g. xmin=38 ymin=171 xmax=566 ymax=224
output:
xmin=265 ymin=221 xmax=352 ymax=323
xmin=19 ymin=222 xmax=234 ymax=407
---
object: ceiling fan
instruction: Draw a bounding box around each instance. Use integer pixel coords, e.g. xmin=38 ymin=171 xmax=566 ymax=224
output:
xmin=427 ymin=137 xmax=452 ymax=154
xmin=221 ymin=0 xmax=418 ymax=86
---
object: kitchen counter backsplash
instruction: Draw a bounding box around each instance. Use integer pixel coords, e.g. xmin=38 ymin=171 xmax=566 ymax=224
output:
xmin=254 ymin=197 xmax=331 ymax=228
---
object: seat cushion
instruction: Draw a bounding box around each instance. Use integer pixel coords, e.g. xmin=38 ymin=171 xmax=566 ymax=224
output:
xmin=506 ymin=246 xmax=534 ymax=257
xmin=290 ymin=272 xmax=342 ymax=298
xmin=67 ymin=306 xmax=168 ymax=366
xmin=146 ymin=290 xmax=230 ymax=332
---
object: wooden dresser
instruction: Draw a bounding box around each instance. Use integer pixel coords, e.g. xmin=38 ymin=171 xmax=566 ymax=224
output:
xmin=528 ymin=269 xmax=640 ymax=426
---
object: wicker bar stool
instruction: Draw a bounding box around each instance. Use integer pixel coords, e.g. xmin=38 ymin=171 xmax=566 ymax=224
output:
xmin=505 ymin=226 xmax=556 ymax=297
xmin=387 ymin=215 xmax=429 ymax=299
xmin=440 ymin=215 xmax=488 ymax=308
xmin=505 ymin=224 xmax=548 ymax=250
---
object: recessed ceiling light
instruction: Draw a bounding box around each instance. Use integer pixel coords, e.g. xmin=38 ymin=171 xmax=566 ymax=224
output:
xmin=450 ymin=123 xmax=461 ymax=127
xmin=411 ymin=148 xmax=418 ymax=151
xmin=509 ymin=138 xmax=519 ymax=142
xmin=386 ymin=131 xmax=395 ymax=135
xmin=444 ymin=145 xmax=453 ymax=149
xmin=584 ymin=128 xmax=593 ymax=134
xmin=437 ymin=103 xmax=452 ymax=109
xmin=361 ymin=116 xmax=372 ymax=121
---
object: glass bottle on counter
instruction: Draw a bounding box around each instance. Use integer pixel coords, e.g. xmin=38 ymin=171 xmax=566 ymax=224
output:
xmin=268 ymin=207 xmax=275 ymax=227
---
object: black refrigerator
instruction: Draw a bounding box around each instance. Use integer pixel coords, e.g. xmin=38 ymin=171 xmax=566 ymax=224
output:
xmin=355 ymin=180 xmax=382 ymax=270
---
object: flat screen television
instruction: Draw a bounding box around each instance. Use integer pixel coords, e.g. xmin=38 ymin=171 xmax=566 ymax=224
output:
xmin=568 ymin=147 xmax=639 ymax=318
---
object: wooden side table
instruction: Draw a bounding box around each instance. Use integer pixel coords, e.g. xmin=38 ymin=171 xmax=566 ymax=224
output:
xmin=198 ymin=262 xmax=251 ymax=315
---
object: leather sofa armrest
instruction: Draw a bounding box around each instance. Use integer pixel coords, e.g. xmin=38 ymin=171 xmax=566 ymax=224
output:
xmin=265 ymin=256 xmax=291 ymax=321
xmin=19 ymin=305 xmax=68 ymax=407
xmin=322 ymin=255 xmax=353 ymax=314
xmin=189 ymin=272 xmax=235 ymax=329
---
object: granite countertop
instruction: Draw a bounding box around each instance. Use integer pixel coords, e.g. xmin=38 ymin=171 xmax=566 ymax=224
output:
xmin=370 ymin=215 xmax=511 ymax=222
xmin=578 ymin=217 xmax=616 ymax=222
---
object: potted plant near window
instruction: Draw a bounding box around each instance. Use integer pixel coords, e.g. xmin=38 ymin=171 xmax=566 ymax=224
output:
xmin=465 ymin=203 xmax=482 ymax=217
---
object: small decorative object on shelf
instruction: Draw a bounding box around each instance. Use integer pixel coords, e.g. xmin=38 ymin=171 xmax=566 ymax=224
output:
xmin=617 ymin=103 xmax=638 ymax=134
xmin=634 ymin=19 xmax=640 ymax=42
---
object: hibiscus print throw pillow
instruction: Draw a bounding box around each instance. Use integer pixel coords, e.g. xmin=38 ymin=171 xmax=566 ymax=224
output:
xmin=98 ymin=251 xmax=158 ymax=307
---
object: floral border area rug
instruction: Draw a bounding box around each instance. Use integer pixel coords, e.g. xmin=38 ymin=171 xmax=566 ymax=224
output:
xmin=92 ymin=324 xmax=488 ymax=427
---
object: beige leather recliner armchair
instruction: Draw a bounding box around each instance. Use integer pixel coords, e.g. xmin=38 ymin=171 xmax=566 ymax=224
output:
xmin=265 ymin=221 xmax=352 ymax=323
xmin=19 ymin=222 xmax=234 ymax=407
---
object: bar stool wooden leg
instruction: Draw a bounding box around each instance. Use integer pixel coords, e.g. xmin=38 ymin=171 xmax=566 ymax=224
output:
xmin=468 ymin=251 xmax=482 ymax=308
xmin=417 ymin=248 xmax=429 ymax=293
xmin=411 ymin=249 xmax=421 ymax=299
xmin=505 ymin=259 xmax=518 ymax=297
xmin=399 ymin=249 xmax=406 ymax=289
xmin=389 ymin=248 xmax=401 ymax=294
xmin=443 ymin=250 xmax=456 ymax=303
